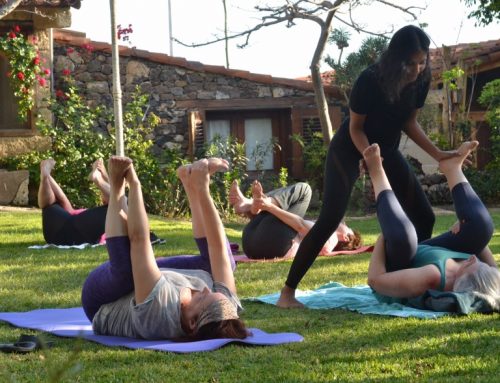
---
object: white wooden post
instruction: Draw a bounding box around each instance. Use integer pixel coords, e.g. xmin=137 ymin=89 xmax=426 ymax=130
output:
xmin=110 ymin=0 xmax=124 ymax=156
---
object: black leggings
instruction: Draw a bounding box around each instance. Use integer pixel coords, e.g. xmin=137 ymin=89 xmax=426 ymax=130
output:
xmin=242 ymin=182 xmax=312 ymax=259
xmin=378 ymin=183 xmax=494 ymax=271
xmin=285 ymin=140 xmax=435 ymax=289
xmin=42 ymin=203 xmax=107 ymax=245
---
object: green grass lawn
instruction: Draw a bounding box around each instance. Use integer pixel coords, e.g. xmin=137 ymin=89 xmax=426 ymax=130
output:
xmin=1 ymin=209 xmax=499 ymax=382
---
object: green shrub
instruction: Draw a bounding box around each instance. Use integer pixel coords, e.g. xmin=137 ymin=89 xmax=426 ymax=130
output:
xmin=197 ymin=135 xmax=248 ymax=218
xmin=464 ymin=167 xmax=500 ymax=203
xmin=290 ymin=130 xmax=327 ymax=198
xmin=478 ymin=79 xmax=500 ymax=171
xmin=1 ymin=85 xmax=169 ymax=214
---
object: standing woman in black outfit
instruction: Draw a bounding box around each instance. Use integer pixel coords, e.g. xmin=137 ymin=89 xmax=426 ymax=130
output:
xmin=278 ymin=25 xmax=459 ymax=308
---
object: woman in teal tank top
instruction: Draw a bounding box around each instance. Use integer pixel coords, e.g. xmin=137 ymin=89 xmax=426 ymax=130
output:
xmin=363 ymin=141 xmax=499 ymax=311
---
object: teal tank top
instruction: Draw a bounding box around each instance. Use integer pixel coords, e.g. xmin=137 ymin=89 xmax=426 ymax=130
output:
xmin=412 ymin=245 xmax=471 ymax=290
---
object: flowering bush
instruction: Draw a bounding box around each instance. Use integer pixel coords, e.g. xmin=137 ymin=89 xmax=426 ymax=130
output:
xmin=0 ymin=26 xmax=49 ymax=120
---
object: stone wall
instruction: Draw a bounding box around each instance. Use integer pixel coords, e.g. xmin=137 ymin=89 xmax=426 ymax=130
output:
xmin=52 ymin=42 xmax=319 ymax=156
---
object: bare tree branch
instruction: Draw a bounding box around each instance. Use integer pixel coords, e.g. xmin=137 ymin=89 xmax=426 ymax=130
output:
xmin=374 ymin=0 xmax=424 ymax=19
xmin=333 ymin=14 xmax=393 ymax=37
xmin=174 ymin=0 xmax=428 ymax=146
xmin=0 ymin=0 xmax=22 ymax=19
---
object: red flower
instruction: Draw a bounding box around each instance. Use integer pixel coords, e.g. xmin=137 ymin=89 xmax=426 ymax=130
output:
xmin=38 ymin=77 xmax=47 ymax=87
xmin=55 ymin=89 xmax=65 ymax=99
xmin=8 ymin=32 xmax=16 ymax=39
xmin=43 ymin=68 xmax=51 ymax=76
xmin=66 ymin=47 xmax=74 ymax=54
xmin=13 ymin=26 xmax=21 ymax=33
xmin=33 ymin=56 xmax=41 ymax=65
xmin=62 ymin=69 xmax=71 ymax=76
xmin=17 ymin=72 xmax=25 ymax=81
xmin=82 ymin=43 xmax=94 ymax=52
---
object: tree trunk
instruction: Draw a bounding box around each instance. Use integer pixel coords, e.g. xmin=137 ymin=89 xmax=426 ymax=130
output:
xmin=441 ymin=46 xmax=451 ymax=147
xmin=0 ymin=0 xmax=23 ymax=19
xmin=310 ymin=8 xmax=337 ymax=145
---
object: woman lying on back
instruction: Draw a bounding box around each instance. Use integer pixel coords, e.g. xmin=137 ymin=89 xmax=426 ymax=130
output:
xmin=81 ymin=156 xmax=248 ymax=340
xmin=364 ymin=141 xmax=499 ymax=311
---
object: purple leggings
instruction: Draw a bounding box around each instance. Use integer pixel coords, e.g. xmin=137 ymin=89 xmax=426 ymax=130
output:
xmin=81 ymin=236 xmax=235 ymax=321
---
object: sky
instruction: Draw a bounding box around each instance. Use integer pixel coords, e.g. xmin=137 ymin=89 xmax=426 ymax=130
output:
xmin=66 ymin=0 xmax=499 ymax=79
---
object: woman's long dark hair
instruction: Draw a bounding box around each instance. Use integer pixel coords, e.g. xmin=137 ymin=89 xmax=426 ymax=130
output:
xmin=376 ymin=25 xmax=432 ymax=103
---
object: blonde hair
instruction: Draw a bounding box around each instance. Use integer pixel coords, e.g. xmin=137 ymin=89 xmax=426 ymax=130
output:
xmin=453 ymin=263 xmax=500 ymax=312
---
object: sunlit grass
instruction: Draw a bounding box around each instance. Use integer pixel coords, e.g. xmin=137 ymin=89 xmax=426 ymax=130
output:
xmin=0 ymin=208 xmax=499 ymax=382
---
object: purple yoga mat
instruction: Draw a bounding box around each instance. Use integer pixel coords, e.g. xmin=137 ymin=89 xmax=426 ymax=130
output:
xmin=0 ymin=307 xmax=303 ymax=353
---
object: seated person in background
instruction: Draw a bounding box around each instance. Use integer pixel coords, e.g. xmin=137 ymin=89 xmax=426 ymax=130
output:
xmin=81 ymin=157 xmax=248 ymax=340
xmin=229 ymin=180 xmax=361 ymax=260
xmin=38 ymin=158 xmax=109 ymax=245
xmin=364 ymin=141 xmax=499 ymax=311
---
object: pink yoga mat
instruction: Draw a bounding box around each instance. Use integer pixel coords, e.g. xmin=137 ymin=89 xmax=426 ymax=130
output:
xmin=233 ymin=245 xmax=374 ymax=263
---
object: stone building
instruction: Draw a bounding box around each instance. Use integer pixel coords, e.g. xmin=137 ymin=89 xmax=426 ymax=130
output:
xmin=1 ymin=6 xmax=345 ymax=205
xmin=51 ymin=29 xmax=344 ymax=178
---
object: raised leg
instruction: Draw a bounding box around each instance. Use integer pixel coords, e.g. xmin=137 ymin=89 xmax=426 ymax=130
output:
xmin=229 ymin=180 xmax=254 ymax=217
xmin=105 ymin=157 xmax=129 ymax=238
xmin=438 ymin=141 xmax=478 ymax=190
xmin=364 ymin=144 xmax=417 ymax=271
xmin=422 ymin=141 xmax=493 ymax=254
xmin=38 ymin=159 xmax=74 ymax=212
xmin=383 ymin=150 xmax=435 ymax=242
xmin=81 ymin=157 xmax=134 ymax=321
xmin=186 ymin=159 xmax=237 ymax=292
xmin=89 ymin=159 xmax=110 ymax=205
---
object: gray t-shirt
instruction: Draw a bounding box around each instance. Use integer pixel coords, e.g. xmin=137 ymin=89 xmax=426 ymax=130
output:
xmin=92 ymin=268 xmax=242 ymax=340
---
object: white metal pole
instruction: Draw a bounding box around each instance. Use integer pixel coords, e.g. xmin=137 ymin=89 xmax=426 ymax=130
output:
xmin=168 ymin=0 xmax=173 ymax=56
xmin=110 ymin=0 xmax=124 ymax=156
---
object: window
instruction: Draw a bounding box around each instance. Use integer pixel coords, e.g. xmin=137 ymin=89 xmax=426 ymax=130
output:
xmin=245 ymin=118 xmax=273 ymax=171
xmin=204 ymin=110 xmax=282 ymax=172
xmin=301 ymin=117 xmax=322 ymax=145
xmin=207 ymin=120 xmax=230 ymax=142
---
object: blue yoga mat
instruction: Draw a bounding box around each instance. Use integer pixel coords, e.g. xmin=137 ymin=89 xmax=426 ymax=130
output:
xmin=249 ymin=282 xmax=451 ymax=319
xmin=0 ymin=307 xmax=303 ymax=353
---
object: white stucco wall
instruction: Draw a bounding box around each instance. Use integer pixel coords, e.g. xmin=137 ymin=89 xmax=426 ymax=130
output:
xmin=399 ymin=133 xmax=439 ymax=174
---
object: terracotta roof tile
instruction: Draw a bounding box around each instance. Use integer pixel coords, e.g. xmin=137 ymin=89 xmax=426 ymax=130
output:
xmin=429 ymin=38 xmax=500 ymax=80
xmin=53 ymin=29 xmax=343 ymax=100
xmin=296 ymin=39 xmax=500 ymax=86
xmin=20 ymin=0 xmax=81 ymax=8
xmin=296 ymin=70 xmax=336 ymax=86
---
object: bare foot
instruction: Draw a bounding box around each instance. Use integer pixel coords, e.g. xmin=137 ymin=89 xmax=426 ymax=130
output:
xmin=207 ymin=158 xmax=229 ymax=175
xmin=251 ymin=180 xmax=266 ymax=215
xmin=124 ymin=163 xmax=140 ymax=186
xmin=190 ymin=159 xmax=210 ymax=190
xmin=40 ymin=158 xmax=56 ymax=178
xmin=96 ymin=158 xmax=109 ymax=181
xmin=89 ymin=167 xmax=103 ymax=183
xmin=177 ymin=163 xmax=192 ymax=189
xmin=362 ymin=144 xmax=383 ymax=176
xmin=439 ymin=141 xmax=478 ymax=173
xmin=108 ymin=156 xmax=133 ymax=188
xmin=276 ymin=286 xmax=305 ymax=309
xmin=229 ymin=180 xmax=252 ymax=215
